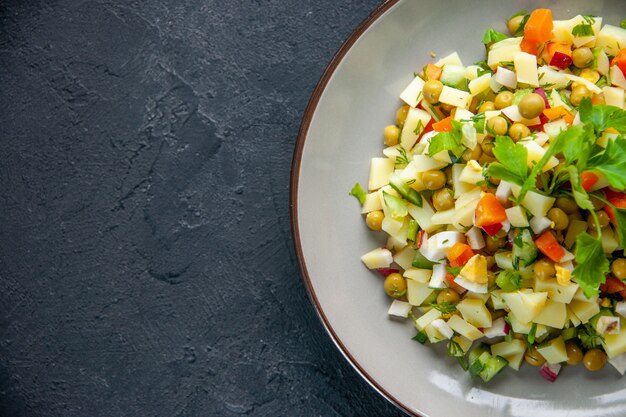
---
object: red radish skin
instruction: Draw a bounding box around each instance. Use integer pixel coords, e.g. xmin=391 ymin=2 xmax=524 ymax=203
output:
xmin=539 ymin=363 xmax=561 ymax=382
xmin=377 ymin=268 xmax=400 ymax=278
xmin=549 ymin=51 xmax=573 ymax=69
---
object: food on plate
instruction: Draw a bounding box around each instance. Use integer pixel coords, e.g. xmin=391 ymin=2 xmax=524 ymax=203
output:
xmin=351 ymin=9 xmax=626 ymax=382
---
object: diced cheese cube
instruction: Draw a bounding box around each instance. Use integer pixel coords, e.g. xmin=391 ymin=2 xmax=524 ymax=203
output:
xmin=399 ymin=75 xmax=426 ymax=107
xmin=388 ymin=300 xmax=412 ymax=318
xmin=464 ymin=65 xmax=480 ymax=80
xmin=487 ymin=37 xmax=522 ymax=69
xmin=596 ymin=24 xmax=626 ymax=56
xmin=438 ymin=86 xmax=471 ymax=109
xmin=514 ymin=51 xmax=539 ymax=87
xmin=452 ymin=164 xmax=477 ymax=199
xmin=368 ymin=158 xmax=394 ymax=190
xmin=468 ymin=73 xmax=491 ymax=95
xmin=602 ymin=87 xmax=625 ymax=109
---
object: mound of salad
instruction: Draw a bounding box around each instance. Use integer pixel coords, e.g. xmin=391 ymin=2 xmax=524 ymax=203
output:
xmin=351 ymin=9 xmax=626 ymax=382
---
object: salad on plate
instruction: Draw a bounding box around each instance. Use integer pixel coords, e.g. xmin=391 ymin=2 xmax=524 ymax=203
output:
xmin=351 ymin=9 xmax=626 ymax=382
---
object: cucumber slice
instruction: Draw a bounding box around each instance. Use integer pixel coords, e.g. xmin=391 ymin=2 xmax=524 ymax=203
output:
xmin=412 ymin=251 xmax=435 ymax=269
xmin=389 ymin=173 xmax=423 ymax=207
xmin=469 ymin=351 xmax=491 ymax=376
xmin=479 ymin=355 xmax=509 ymax=382
xmin=512 ymin=228 xmax=538 ymax=268
xmin=440 ymin=64 xmax=467 ymax=89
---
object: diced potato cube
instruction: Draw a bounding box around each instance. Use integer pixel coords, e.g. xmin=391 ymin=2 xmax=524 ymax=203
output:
xmin=438 ymin=86 xmax=471 ymax=109
xmin=456 ymin=298 xmax=492 ymax=328
xmin=533 ymin=278 xmax=579 ymax=304
xmin=537 ymin=336 xmax=568 ymax=364
xmin=447 ymin=315 xmax=484 ymax=341
xmin=393 ymin=245 xmax=417 ymax=271
xmin=603 ymin=87 xmax=625 ymax=109
xmin=361 ymin=247 xmax=393 ymax=269
xmin=361 ymin=192 xmax=382 ymax=214
xmin=415 ymin=308 xmax=442 ymax=330
xmin=514 ymin=51 xmax=539 ymax=87
xmin=407 ymin=279 xmax=435 ymax=306
xmin=368 ymin=158 xmax=394 ymax=191
xmin=490 ymin=339 xmax=526 ymax=370
xmin=487 ymin=37 xmax=522 ymax=69
xmin=596 ymin=24 xmax=626 ymax=56
xmin=603 ymin=318 xmax=626 ymax=359
xmin=505 ymin=206 xmax=529 ymax=227
xmin=424 ymin=322 xmax=447 ymax=343
xmin=403 ymin=268 xmax=432 ymax=284
xmin=400 ymin=108 xmax=432 ymax=151
xmin=501 ymin=290 xmax=548 ymax=323
xmin=407 ymin=201 xmax=438 ymax=233
xmin=468 ymin=73 xmax=491 ymax=95
xmin=569 ymin=298 xmax=600 ymax=324
xmin=459 ymin=160 xmax=484 ymax=185
xmin=399 ymin=75 xmax=426 ymax=108
xmin=533 ymin=300 xmax=567 ymax=329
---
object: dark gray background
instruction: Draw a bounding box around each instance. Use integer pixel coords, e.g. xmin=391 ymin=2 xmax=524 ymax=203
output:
xmin=0 ymin=0 xmax=405 ymax=416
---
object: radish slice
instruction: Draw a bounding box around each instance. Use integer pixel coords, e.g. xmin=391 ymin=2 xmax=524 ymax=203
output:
xmin=539 ymin=363 xmax=561 ymax=382
xmin=377 ymin=268 xmax=400 ymax=277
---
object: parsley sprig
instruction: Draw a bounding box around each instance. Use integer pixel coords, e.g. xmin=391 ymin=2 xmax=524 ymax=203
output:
xmin=485 ymin=98 xmax=626 ymax=297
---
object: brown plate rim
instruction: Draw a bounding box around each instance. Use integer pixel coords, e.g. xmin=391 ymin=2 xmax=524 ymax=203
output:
xmin=288 ymin=1 xmax=420 ymax=416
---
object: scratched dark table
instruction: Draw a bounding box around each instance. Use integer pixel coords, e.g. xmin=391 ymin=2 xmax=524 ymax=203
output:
xmin=0 ymin=1 xmax=406 ymax=416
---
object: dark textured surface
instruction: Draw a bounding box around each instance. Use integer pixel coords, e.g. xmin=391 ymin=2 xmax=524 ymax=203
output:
xmin=0 ymin=1 xmax=405 ymax=416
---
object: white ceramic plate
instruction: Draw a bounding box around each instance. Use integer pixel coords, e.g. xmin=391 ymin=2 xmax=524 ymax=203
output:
xmin=291 ymin=1 xmax=626 ymax=416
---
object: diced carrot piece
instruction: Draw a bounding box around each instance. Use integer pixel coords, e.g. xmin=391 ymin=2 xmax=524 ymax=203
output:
xmin=603 ymin=189 xmax=626 ymax=224
xmin=600 ymin=277 xmax=626 ymax=294
xmin=611 ymin=48 xmax=626 ymax=77
xmin=535 ymin=231 xmax=565 ymax=263
xmin=580 ymin=171 xmax=599 ymax=191
xmin=474 ymin=193 xmax=507 ymax=227
xmin=542 ymin=106 xmax=574 ymax=125
xmin=432 ymin=116 xmax=453 ymax=132
xmin=520 ymin=37 xmax=538 ymax=56
xmin=546 ymin=42 xmax=572 ymax=59
xmin=591 ymin=94 xmax=604 ymax=105
xmin=445 ymin=273 xmax=466 ymax=294
xmin=524 ymin=9 xmax=553 ymax=44
xmin=424 ymin=63 xmax=443 ymax=81
xmin=447 ymin=243 xmax=475 ymax=268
